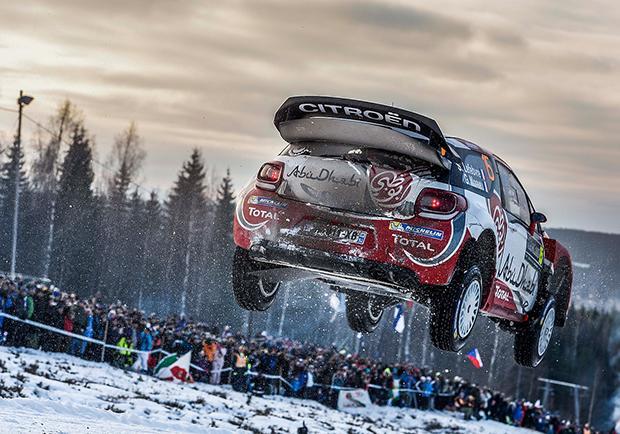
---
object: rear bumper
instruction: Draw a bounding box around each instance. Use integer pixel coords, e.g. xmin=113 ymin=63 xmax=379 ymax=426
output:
xmin=234 ymin=184 xmax=467 ymax=287
xmin=246 ymin=240 xmax=425 ymax=302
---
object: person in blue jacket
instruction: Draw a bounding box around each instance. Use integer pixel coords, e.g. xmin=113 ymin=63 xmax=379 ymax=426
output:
xmin=137 ymin=326 xmax=153 ymax=373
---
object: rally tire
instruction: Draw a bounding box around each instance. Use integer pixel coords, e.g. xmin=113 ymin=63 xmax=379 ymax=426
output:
xmin=232 ymin=247 xmax=280 ymax=311
xmin=514 ymin=298 xmax=556 ymax=368
xmin=430 ymin=265 xmax=482 ymax=352
xmin=345 ymin=293 xmax=385 ymax=333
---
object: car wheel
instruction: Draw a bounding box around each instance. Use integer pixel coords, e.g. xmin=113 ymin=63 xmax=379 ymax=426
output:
xmin=345 ymin=293 xmax=386 ymax=333
xmin=430 ymin=265 xmax=482 ymax=352
xmin=514 ymin=298 xmax=556 ymax=368
xmin=232 ymin=247 xmax=280 ymax=311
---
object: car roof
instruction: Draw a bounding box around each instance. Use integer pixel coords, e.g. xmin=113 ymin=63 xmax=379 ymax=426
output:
xmin=446 ymin=136 xmax=514 ymax=172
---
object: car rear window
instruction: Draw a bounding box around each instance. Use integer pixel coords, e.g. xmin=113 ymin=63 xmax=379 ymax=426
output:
xmin=452 ymin=149 xmax=494 ymax=196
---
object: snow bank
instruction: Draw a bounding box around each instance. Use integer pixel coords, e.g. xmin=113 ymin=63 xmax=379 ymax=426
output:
xmin=0 ymin=347 xmax=537 ymax=434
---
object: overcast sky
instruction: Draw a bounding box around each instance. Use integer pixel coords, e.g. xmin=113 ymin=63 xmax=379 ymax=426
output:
xmin=0 ymin=0 xmax=618 ymax=232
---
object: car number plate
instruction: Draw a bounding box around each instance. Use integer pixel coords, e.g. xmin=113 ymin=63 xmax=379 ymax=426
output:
xmin=300 ymin=222 xmax=367 ymax=245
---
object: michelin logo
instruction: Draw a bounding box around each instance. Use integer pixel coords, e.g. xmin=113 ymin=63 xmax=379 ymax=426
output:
xmin=389 ymin=221 xmax=444 ymax=240
xmin=248 ymin=196 xmax=287 ymax=209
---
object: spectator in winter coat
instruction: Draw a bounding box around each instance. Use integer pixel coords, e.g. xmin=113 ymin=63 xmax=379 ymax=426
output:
xmin=69 ymin=303 xmax=88 ymax=356
xmin=76 ymin=308 xmax=94 ymax=357
xmin=304 ymin=366 xmax=316 ymax=400
xmin=0 ymin=285 xmax=14 ymax=344
xmin=137 ymin=327 xmax=153 ymax=373
xmin=210 ymin=344 xmax=227 ymax=385
xmin=290 ymin=364 xmax=308 ymax=398
xmin=11 ymin=287 xmax=34 ymax=347
xmin=62 ymin=306 xmax=74 ymax=353
xmin=232 ymin=347 xmax=247 ymax=392
xmin=512 ymin=401 xmax=525 ymax=426
xmin=203 ymin=339 xmax=217 ymax=363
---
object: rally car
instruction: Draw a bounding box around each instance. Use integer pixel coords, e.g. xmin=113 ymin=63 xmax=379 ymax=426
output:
xmin=232 ymin=96 xmax=572 ymax=368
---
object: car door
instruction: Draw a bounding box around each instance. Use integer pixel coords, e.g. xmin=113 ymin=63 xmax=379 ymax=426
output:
xmin=496 ymin=163 xmax=540 ymax=314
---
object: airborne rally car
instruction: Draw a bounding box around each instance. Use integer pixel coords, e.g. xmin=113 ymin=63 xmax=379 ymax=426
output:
xmin=232 ymin=96 xmax=573 ymax=367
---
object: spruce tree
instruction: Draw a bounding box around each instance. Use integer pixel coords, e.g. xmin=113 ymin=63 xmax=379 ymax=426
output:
xmin=165 ymin=149 xmax=207 ymax=316
xmin=142 ymin=191 xmax=166 ymax=311
xmin=0 ymin=139 xmax=30 ymax=273
xmin=125 ymin=189 xmax=147 ymax=307
xmin=101 ymin=122 xmax=145 ymax=298
xmin=207 ymin=169 xmax=237 ymax=326
xmin=30 ymin=100 xmax=81 ymax=277
xmin=49 ymin=124 xmax=95 ymax=293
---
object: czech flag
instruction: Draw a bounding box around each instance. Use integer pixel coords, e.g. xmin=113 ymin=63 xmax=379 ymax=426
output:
xmin=466 ymin=348 xmax=483 ymax=369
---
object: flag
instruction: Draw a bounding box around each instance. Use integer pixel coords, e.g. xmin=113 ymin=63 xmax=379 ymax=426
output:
xmin=154 ymin=351 xmax=192 ymax=382
xmin=466 ymin=348 xmax=483 ymax=369
xmin=329 ymin=292 xmax=346 ymax=313
xmin=392 ymin=304 xmax=405 ymax=333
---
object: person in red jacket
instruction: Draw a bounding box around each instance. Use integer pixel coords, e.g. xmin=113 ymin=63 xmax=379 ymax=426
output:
xmin=62 ymin=306 xmax=74 ymax=353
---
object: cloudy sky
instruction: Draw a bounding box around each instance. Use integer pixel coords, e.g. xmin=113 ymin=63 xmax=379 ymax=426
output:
xmin=0 ymin=0 xmax=618 ymax=232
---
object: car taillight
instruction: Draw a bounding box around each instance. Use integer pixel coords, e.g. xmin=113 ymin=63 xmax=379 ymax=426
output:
xmin=415 ymin=188 xmax=467 ymax=216
xmin=256 ymin=161 xmax=283 ymax=191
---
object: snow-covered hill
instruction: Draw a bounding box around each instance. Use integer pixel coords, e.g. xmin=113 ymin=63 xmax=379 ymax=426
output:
xmin=0 ymin=347 xmax=536 ymax=434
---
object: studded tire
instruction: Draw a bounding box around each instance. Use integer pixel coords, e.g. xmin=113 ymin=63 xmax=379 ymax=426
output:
xmin=430 ymin=265 xmax=482 ymax=352
xmin=232 ymin=247 xmax=280 ymax=311
xmin=345 ymin=292 xmax=386 ymax=333
xmin=514 ymin=298 xmax=556 ymax=368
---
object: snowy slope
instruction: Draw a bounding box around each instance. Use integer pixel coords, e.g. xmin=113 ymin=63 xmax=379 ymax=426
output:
xmin=0 ymin=347 xmax=536 ymax=434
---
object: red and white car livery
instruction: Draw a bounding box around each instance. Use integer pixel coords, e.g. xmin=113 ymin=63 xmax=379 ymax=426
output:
xmin=232 ymin=96 xmax=572 ymax=367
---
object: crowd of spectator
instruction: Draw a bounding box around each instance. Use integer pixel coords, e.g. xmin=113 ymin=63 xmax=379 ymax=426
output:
xmin=0 ymin=275 xmax=615 ymax=434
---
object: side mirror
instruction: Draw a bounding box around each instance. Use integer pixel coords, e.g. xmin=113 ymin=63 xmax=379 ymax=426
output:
xmin=529 ymin=212 xmax=547 ymax=235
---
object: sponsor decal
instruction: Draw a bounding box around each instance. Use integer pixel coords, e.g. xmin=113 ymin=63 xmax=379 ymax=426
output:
xmin=526 ymin=236 xmax=544 ymax=268
xmin=538 ymin=245 xmax=544 ymax=265
xmin=494 ymin=286 xmax=511 ymax=302
xmin=300 ymin=222 xmax=367 ymax=245
xmin=236 ymin=190 xmax=270 ymax=231
xmin=248 ymin=195 xmax=287 ymax=209
xmin=389 ymin=221 xmax=444 ymax=240
xmin=369 ymin=168 xmax=414 ymax=209
xmin=462 ymin=162 xmax=487 ymax=192
xmin=298 ymin=103 xmax=422 ymax=132
xmin=391 ymin=234 xmax=435 ymax=253
xmin=492 ymin=205 xmax=507 ymax=255
xmin=289 ymin=147 xmax=310 ymax=156
xmin=498 ymin=253 xmax=538 ymax=294
xmin=481 ymin=154 xmax=495 ymax=181
xmin=248 ymin=206 xmax=278 ymax=220
xmin=402 ymin=213 xmax=467 ymax=267
xmin=287 ymin=165 xmax=361 ymax=187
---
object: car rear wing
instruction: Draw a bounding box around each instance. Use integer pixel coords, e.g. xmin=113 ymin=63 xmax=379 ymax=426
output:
xmin=274 ymin=96 xmax=457 ymax=167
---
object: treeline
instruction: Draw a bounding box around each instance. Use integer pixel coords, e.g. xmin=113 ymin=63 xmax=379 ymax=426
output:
xmin=0 ymin=101 xmax=239 ymax=326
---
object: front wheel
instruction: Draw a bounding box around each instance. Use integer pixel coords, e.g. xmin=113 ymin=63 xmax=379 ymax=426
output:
xmin=345 ymin=293 xmax=386 ymax=333
xmin=232 ymin=247 xmax=281 ymax=311
xmin=430 ymin=265 xmax=482 ymax=352
xmin=514 ymin=298 xmax=556 ymax=368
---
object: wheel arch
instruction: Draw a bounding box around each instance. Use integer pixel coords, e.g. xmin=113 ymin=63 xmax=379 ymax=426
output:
xmin=542 ymin=239 xmax=573 ymax=327
xmin=552 ymin=255 xmax=572 ymax=326
xmin=450 ymin=229 xmax=496 ymax=300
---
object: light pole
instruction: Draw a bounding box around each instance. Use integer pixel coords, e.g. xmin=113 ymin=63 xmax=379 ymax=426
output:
xmin=10 ymin=90 xmax=34 ymax=279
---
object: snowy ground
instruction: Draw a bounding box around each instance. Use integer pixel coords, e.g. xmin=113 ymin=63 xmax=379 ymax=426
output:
xmin=0 ymin=347 xmax=537 ymax=434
